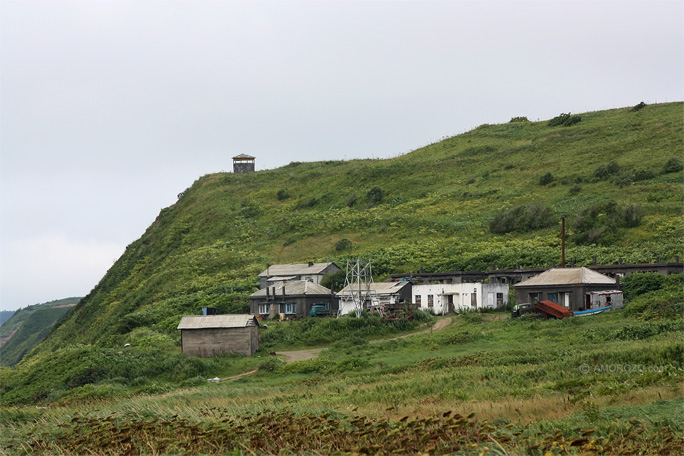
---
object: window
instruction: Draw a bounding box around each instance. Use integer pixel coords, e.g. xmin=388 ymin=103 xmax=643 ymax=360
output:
xmin=258 ymin=304 xmax=270 ymax=314
xmin=428 ymin=295 xmax=434 ymax=308
xmin=415 ymin=295 xmax=422 ymax=305
xmin=282 ymin=302 xmax=295 ymax=314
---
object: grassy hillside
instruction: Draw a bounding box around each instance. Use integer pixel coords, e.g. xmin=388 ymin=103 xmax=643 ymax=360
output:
xmin=0 ymin=310 xmax=14 ymax=327
xmin=0 ymin=297 xmax=80 ymax=339
xmin=0 ymin=102 xmax=682 ymax=406
xmin=2 ymin=311 xmax=682 ymax=454
xmin=0 ymin=306 xmax=73 ymax=367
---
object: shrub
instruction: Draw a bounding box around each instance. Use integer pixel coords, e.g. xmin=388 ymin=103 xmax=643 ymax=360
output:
xmin=568 ymin=183 xmax=582 ymax=195
xmin=509 ymin=116 xmax=529 ymax=123
xmin=594 ymin=161 xmax=620 ymax=180
xmin=366 ymin=186 xmax=384 ymax=205
xmin=320 ymin=270 xmax=346 ymax=292
xmin=622 ymin=272 xmax=668 ymax=301
xmin=334 ymin=238 xmax=352 ymax=252
xmin=539 ymin=172 xmax=555 ymax=186
xmin=613 ymin=171 xmax=633 ymax=188
xmin=489 ymin=203 xmax=556 ymax=234
xmin=663 ymin=157 xmax=683 ymax=174
xmin=631 ymin=101 xmax=647 ymax=112
xmin=548 ymin=113 xmax=582 ymax=127
xmin=276 ymin=189 xmax=290 ymax=200
xmin=570 ymin=201 xmax=643 ymax=244
xmin=346 ymin=193 xmax=357 ymax=207
xmin=632 ymin=169 xmax=656 ymax=181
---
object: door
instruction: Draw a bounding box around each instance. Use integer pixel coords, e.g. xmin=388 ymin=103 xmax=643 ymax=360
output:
xmin=447 ymin=294 xmax=454 ymax=313
xmin=471 ymin=292 xmax=477 ymax=308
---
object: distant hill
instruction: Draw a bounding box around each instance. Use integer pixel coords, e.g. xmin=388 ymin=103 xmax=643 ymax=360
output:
xmin=0 ymin=310 xmax=15 ymax=327
xmin=2 ymin=102 xmax=682 ymax=401
xmin=0 ymin=298 xmax=80 ymax=366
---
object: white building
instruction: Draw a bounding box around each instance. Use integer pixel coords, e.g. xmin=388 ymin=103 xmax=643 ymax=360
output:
xmin=337 ymin=281 xmax=412 ymax=316
xmin=412 ymin=283 xmax=509 ymax=314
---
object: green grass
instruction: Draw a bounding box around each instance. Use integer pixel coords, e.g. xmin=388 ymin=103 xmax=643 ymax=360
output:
xmin=1 ymin=310 xmax=681 ymax=454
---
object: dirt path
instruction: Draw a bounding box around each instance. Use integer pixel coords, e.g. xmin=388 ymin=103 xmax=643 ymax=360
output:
xmin=219 ymin=317 xmax=454 ymax=382
xmin=277 ymin=316 xmax=453 ymax=363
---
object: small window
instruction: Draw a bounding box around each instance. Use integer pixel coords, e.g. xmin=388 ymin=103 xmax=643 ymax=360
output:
xmin=282 ymin=303 xmax=295 ymax=314
xmin=428 ymin=295 xmax=434 ymax=307
xmin=415 ymin=295 xmax=422 ymax=305
xmin=258 ymin=304 xmax=271 ymax=314
xmin=497 ymin=293 xmax=503 ymax=299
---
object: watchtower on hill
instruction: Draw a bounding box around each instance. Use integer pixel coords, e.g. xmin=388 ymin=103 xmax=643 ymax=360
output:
xmin=232 ymin=154 xmax=255 ymax=173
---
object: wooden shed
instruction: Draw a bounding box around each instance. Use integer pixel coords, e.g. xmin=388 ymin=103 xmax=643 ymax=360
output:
xmin=177 ymin=315 xmax=259 ymax=357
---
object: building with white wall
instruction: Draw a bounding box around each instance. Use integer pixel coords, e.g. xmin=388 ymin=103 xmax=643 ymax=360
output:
xmin=412 ymin=283 xmax=508 ymax=314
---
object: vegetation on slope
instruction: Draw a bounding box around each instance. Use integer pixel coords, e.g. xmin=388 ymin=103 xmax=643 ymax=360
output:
xmin=0 ymin=102 xmax=682 ymax=408
xmin=0 ymin=297 xmax=80 ymax=339
xmin=0 ymin=306 xmax=74 ymax=367
xmin=1 ymin=309 xmax=682 ymax=454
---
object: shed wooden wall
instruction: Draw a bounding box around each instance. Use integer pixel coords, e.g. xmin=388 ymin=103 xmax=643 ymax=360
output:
xmin=181 ymin=327 xmax=258 ymax=357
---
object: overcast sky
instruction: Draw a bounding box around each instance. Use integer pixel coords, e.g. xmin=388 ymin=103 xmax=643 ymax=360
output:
xmin=0 ymin=0 xmax=682 ymax=312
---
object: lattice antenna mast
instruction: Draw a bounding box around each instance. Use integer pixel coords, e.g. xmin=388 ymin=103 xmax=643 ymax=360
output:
xmin=342 ymin=259 xmax=375 ymax=318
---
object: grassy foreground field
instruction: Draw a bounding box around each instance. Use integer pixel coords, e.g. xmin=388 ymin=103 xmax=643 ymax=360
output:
xmin=2 ymin=310 xmax=682 ymax=455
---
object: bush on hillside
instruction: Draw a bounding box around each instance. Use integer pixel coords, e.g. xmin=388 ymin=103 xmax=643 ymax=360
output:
xmin=539 ymin=172 xmax=555 ymax=186
xmin=276 ymin=188 xmax=290 ymax=200
xmin=509 ymin=116 xmax=529 ymax=123
xmin=335 ymin=238 xmax=352 ymax=252
xmin=570 ymin=201 xmax=643 ymax=245
xmin=632 ymin=169 xmax=656 ymax=181
xmin=548 ymin=113 xmax=582 ymax=127
xmin=622 ymin=272 xmax=667 ymax=301
xmin=631 ymin=101 xmax=647 ymax=112
xmin=489 ymin=203 xmax=556 ymax=234
xmin=593 ymin=161 xmax=621 ymax=180
xmin=663 ymin=157 xmax=683 ymax=174
xmin=366 ymin=186 xmax=384 ymax=206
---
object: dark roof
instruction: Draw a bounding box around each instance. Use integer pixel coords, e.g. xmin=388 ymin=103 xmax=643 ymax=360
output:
xmin=250 ymin=280 xmax=333 ymax=298
xmin=232 ymin=154 xmax=255 ymax=160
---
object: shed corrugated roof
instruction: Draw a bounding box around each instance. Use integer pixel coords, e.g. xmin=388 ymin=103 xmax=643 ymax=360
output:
xmin=516 ymin=267 xmax=615 ymax=287
xmin=250 ymin=280 xmax=333 ymax=297
xmin=258 ymin=262 xmax=338 ymax=277
xmin=177 ymin=315 xmax=258 ymax=330
xmin=338 ymin=281 xmax=410 ymax=296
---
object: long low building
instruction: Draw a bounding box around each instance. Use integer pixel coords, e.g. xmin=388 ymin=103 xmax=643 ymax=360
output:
xmin=412 ymin=283 xmax=509 ymax=314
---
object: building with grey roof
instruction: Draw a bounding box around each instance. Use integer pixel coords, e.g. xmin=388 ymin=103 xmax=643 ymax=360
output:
xmin=177 ymin=314 xmax=259 ymax=357
xmin=257 ymin=262 xmax=340 ymax=288
xmin=249 ymin=280 xmax=338 ymax=319
xmin=514 ymin=267 xmax=620 ymax=311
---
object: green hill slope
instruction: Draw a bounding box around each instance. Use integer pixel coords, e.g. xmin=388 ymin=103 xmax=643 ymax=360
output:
xmin=0 ymin=306 xmax=74 ymax=367
xmin=0 ymin=298 xmax=80 ymax=367
xmin=1 ymin=102 xmax=682 ymax=404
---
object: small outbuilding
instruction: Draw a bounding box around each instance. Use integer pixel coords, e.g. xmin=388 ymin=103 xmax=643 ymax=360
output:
xmin=177 ymin=314 xmax=259 ymax=357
